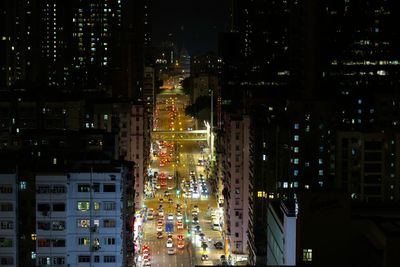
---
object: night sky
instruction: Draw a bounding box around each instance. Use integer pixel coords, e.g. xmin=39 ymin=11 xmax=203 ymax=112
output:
xmin=152 ymin=0 xmax=230 ymax=55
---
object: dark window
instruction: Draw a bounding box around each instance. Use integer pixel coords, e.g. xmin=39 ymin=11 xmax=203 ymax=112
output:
xmin=38 ymin=239 xmax=51 ymax=247
xmin=104 ymin=256 xmax=116 ymax=263
xmin=78 ymin=256 xmax=90 ymax=263
xmin=364 ymin=141 xmax=382 ymax=150
xmin=37 ymin=203 xmax=50 ymax=212
xmin=94 ymin=256 xmax=100 ymax=262
xmin=37 ymin=221 xmax=51 ymax=230
xmin=364 ymin=163 xmax=381 ymax=173
xmin=0 ymin=184 xmax=13 ymax=193
xmin=93 ymin=183 xmax=100 ymax=192
xmin=52 ymin=203 xmax=65 ymax=211
xmin=364 ymin=152 xmax=382 ymax=161
xmin=103 ymin=219 xmax=116 ymax=228
xmin=0 ymin=203 xmax=13 ymax=212
xmin=0 ymin=257 xmax=13 ymax=265
xmin=103 ymin=184 xmax=116 ymax=192
xmin=52 ymin=239 xmax=66 ymax=247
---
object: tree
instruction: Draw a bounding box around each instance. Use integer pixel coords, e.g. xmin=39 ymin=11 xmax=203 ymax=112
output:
xmin=180 ymin=77 xmax=192 ymax=95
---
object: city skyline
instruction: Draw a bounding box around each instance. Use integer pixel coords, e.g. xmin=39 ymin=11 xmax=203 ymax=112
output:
xmin=1 ymin=0 xmax=400 ymax=267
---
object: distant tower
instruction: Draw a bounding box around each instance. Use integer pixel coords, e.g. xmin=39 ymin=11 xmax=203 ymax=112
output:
xmin=179 ymin=46 xmax=190 ymax=77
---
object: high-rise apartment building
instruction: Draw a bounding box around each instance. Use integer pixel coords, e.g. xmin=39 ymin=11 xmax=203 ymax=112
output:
xmin=218 ymin=0 xmax=400 ymax=265
xmin=216 ymin=111 xmax=251 ymax=263
xmin=0 ymin=0 xmax=145 ymax=96
xmin=0 ymin=161 xmax=133 ymax=267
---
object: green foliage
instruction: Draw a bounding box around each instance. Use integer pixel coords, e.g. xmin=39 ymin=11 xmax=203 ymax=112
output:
xmin=180 ymin=77 xmax=192 ymax=95
xmin=184 ymin=95 xmax=211 ymax=118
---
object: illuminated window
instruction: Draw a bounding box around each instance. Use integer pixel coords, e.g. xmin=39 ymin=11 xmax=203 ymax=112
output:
xmin=94 ymin=202 xmax=101 ymax=210
xmin=77 ymin=219 xmax=90 ymax=228
xmin=257 ymin=191 xmax=263 ymax=197
xmin=294 ymin=135 xmax=299 ymax=141
xmin=77 ymin=202 xmax=89 ymax=211
xmin=78 ymin=237 xmax=90 ymax=246
xmin=294 ymin=147 xmax=299 ymax=153
xmin=303 ymin=249 xmax=312 ymax=261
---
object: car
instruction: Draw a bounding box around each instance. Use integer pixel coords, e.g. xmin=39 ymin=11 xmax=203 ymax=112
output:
xmin=199 ymin=232 xmax=206 ymax=240
xmin=168 ymin=198 xmax=173 ymax=204
xmin=159 ymin=198 xmax=164 ymax=203
xmin=176 ymin=203 xmax=181 ymax=209
xmin=176 ymin=213 xmax=183 ymax=220
xmin=155 ymin=184 xmax=161 ymax=189
xmin=158 ymin=210 xmax=164 ymax=217
xmin=192 ymin=210 xmax=198 ymax=216
xmin=177 ymin=241 xmax=185 ymax=249
xmin=143 ymin=255 xmax=150 ymax=263
xmin=157 ymin=220 xmax=163 ymax=226
xmin=168 ymin=175 xmax=173 ymax=180
xmin=156 ymin=225 xmax=163 ymax=232
xmin=177 ymin=234 xmax=184 ymax=241
xmin=167 ymin=185 xmax=173 ymax=190
xmin=201 ymin=254 xmax=209 ymax=261
xmin=192 ymin=216 xmax=199 ymax=224
xmin=193 ymin=205 xmax=199 ymax=212
xmin=164 ymin=191 xmax=170 ymax=197
xmin=167 ymin=233 xmax=173 ymax=240
xmin=177 ymin=220 xmax=183 ymax=230
xmin=193 ymin=225 xmax=201 ymax=233
xmin=142 ymin=246 xmax=150 ymax=255
xmin=167 ymin=213 xmax=174 ymax=221
xmin=166 ymin=240 xmax=173 ymax=248
xmin=201 ymin=242 xmax=208 ymax=250
xmin=192 ymin=191 xmax=200 ymax=198
xmin=214 ymin=241 xmax=224 ymax=249
xmin=220 ymin=255 xmax=226 ymax=262
xmin=167 ymin=247 xmax=176 ymax=255
xmin=190 ymin=170 xmax=195 ymax=175
xmin=157 ymin=232 xmax=163 ymax=239
xmin=143 ymin=249 xmax=150 ymax=256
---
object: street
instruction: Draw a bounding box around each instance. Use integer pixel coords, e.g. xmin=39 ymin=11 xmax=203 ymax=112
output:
xmin=138 ymin=89 xmax=224 ymax=266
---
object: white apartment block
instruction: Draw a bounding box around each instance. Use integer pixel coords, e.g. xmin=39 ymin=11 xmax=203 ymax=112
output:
xmin=0 ymin=174 xmax=17 ymax=267
xmin=35 ymin=167 xmax=127 ymax=266
xmin=222 ymin=113 xmax=251 ymax=256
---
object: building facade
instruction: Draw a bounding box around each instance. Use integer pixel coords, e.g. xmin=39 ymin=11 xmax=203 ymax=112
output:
xmin=220 ymin=111 xmax=251 ymax=260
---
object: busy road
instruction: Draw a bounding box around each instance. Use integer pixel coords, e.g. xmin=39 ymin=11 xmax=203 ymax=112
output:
xmin=138 ymin=89 xmax=225 ymax=266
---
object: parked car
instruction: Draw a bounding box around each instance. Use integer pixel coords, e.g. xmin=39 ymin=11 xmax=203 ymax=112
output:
xmin=214 ymin=241 xmax=223 ymax=249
